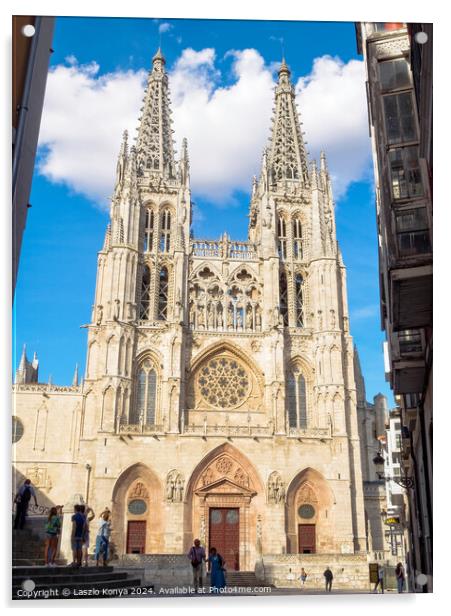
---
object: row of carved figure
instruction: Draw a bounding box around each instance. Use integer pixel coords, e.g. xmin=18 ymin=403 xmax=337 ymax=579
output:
xmin=165 ymin=467 xmax=287 ymax=505
xmin=189 ymin=300 xmax=263 ymax=332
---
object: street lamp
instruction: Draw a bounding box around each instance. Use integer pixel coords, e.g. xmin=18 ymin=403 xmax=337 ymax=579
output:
xmin=372 ymin=451 xmax=415 ymax=489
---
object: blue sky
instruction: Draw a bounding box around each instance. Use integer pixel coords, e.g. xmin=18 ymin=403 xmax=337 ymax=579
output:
xmin=13 ymin=16 xmax=393 ymax=404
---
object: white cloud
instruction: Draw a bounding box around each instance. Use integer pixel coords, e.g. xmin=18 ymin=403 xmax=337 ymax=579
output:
xmin=38 ymin=60 xmax=147 ymax=205
xmin=351 ymin=304 xmax=379 ymax=320
xmin=158 ymin=22 xmax=173 ymax=34
xmin=169 ymin=48 xmax=274 ymax=203
xmin=294 ymin=55 xmax=372 ymax=199
xmin=37 ymin=49 xmax=371 ymax=208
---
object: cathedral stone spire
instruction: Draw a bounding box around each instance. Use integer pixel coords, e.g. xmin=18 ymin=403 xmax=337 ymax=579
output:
xmin=114 ymin=130 xmax=128 ymax=194
xmin=267 ymin=58 xmax=309 ymax=186
xmin=135 ymin=47 xmax=176 ymax=180
xmin=72 ymin=363 xmax=79 ymax=387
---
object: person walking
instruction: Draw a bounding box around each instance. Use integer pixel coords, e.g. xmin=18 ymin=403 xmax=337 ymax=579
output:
xmin=208 ymin=547 xmax=226 ymax=593
xmin=187 ymin=538 xmax=206 ymax=592
xmin=299 ymin=567 xmax=308 ymax=589
xmin=79 ymin=505 xmax=95 ymax=567
xmin=373 ymin=564 xmax=385 ymax=593
xmin=44 ymin=507 xmax=61 ymax=566
xmin=323 ymin=567 xmax=333 ymax=592
xmin=94 ymin=511 xmax=111 ymax=567
xmin=70 ymin=504 xmax=86 ymax=567
xmin=395 ymin=562 xmax=405 ymax=593
xmin=13 ymin=479 xmax=38 ymax=529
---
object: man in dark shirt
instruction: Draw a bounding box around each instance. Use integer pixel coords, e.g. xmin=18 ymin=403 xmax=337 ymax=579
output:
xmin=324 ymin=567 xmax=333 ymax=592
xmin=187 ymin=538 xmax=206 ymax=592
xmin=70 ymin=504 xmax=86 ymax=567
xmin=14 ymin=479 xmax=38 ymax=529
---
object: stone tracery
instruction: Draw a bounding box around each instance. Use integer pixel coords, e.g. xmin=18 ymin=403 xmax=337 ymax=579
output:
xmin=188 ymin=266 xmax=262 ymax=332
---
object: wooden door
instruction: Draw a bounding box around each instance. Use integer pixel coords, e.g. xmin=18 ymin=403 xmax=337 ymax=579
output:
xmin=209 ymin=508 xmax=240 ymax=571
xmin=126 ymin=521 xmax=146 ymax=554
xmin=298 ymin=524 xmax=316 ymax=553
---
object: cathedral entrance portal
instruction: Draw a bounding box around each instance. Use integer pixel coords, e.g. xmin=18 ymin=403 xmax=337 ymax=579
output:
xmin=184 ymin=444 xmax=264 ymax=571
xmin=209 ymin=507 xmax=240 ymax=571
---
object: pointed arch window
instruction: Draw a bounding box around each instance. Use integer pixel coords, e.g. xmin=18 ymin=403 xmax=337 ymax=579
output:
xmin=132 ymin=359 xmax=157 ymax=426
xmin=144 ymin=209 xmax=154 ymax=252
xmin=139 ymin=265 xmax=151 ymax=320
xmin=279 ymin=272 xmax=289 ymax=326
xmin=295 ymin=273 xmax=304 ymax=328
xmin=160 ymin=210 xmax=171 ymax=253
xmin=293 ymin=219 xmax=303 ymax=260
xmin=158 ymin=266 xmax=169 ymax=320
xmin=278 ymin=217 xmax=287 ymax=260
xmin=287 ymin=367 xmax=308 ymax=429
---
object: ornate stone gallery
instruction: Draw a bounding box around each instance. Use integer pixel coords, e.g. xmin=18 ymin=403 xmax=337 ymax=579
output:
xmin=13 ymin=47 xmax=371 ymax=585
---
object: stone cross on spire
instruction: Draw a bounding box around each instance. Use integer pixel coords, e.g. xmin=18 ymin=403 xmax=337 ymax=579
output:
xmin=267 ymin=58 xmax=309 ymax=186
xmin=135 ymin=47 xmax=176 ymax=180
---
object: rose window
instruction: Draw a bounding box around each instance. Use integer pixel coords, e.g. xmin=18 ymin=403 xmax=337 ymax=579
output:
xmin=197 ymin=356 xmax=250 ymax=409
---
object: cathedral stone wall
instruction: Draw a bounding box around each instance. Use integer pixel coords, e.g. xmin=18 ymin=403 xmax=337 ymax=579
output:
xmin=12 ymin=48 xmax=380 ymax=585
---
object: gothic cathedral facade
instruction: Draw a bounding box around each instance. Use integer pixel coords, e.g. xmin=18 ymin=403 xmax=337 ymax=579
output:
xmin=13 ymin=49 xmax=371 ymax=582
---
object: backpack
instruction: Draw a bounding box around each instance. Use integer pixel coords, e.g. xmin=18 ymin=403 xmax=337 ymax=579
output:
xmin=21 ymin=486 xmax=32 ymax=504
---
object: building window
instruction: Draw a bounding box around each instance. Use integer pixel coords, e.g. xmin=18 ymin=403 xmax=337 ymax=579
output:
xmin=278 ymin=217 xmax=287 ymax=260
xmin=379 ymin=58 xmax=411 ymax=91
xmin=383 ymin=92 xmax=417 ymax=144
xmin=371 ymin=23 xmax=406 ymax=34
xmin=158 ymin=266 xmax=169 ymax=320
xmin=398 ymin=329 xmax=422 ymax=355
xmin=389 ymin=147 xmax=423 ymax=200
xmin=139 ymin=265 xmax=151 ymax=320
xmin=293 ymin=219 xmax=303 ymax=259
xmin=395 ymin=207 xmax=431 ymax=256
xmin=279 ymin=272 xmax=289 ymax=326
xmin=287 ymin=368 xmax=308 ymax=429
xmin=295 ymin=273 xmax=304 ymax=328
xmin=160 ymin=210 xmax=171 ymax=252
xmin=133 ymin=359 xmax=157 ymax=425
xmin=144 ymin=209 xmax=154 ymax=252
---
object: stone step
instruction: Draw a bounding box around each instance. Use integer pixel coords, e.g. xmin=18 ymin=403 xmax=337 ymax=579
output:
xmin=13 ymin=571 xmax=130 ymax=585
xmin=13 ymin=577 xmax=146 ymax=599
xmin=225 ymin=572 xmax=266 ymax=586
xmin=13 ymin=565 xmax=115 ymax=576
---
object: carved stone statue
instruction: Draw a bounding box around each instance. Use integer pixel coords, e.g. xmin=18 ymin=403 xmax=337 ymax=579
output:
xmin=207 ymin=305 xmax=214 ymax=329
xmin=236 ymin=310 xmax=243 ymax=329
xmin=175 ymin=477 xmax=184 ymax=502
xmin=268 ymin=471 xmax=285 ymax=504
xmin=246 ymin=308 xmax=253 ymax=330
xmin=256 ymin=308 xmax=262 ymax=329
xmin=96 ymin=304 xmax=103 ymax=325
xmin=330 ymin=309 xmax=336 ymax=329
xmin=197 ymin=306 xmax=205 ymax=329
xmin=217 ymin=306 xmax=223 ymax=328
xmin=166 ymin=471 xmax=184 ymax=502
xmin=227 ymin=306 xmax=234 ymax=330
xmin=166 ymin=477 xmax=175 ymax=501
xmin=114 ymin=299 xmax=120 ymax=320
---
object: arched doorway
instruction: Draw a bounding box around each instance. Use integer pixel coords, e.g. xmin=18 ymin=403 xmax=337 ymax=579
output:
xmin=184 ymin=443 xmax=264 ymax=571
xmin=286 ymin=468 xmax=335 ymax=554
xmin=111 ymin=463 xmax=163 ymax=555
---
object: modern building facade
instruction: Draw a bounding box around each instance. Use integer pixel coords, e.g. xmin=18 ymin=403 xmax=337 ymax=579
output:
xmin=13 ymin=47 xmax=387 ymax=587
xmin=356 ymin=22 xmax=433 ymax=591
